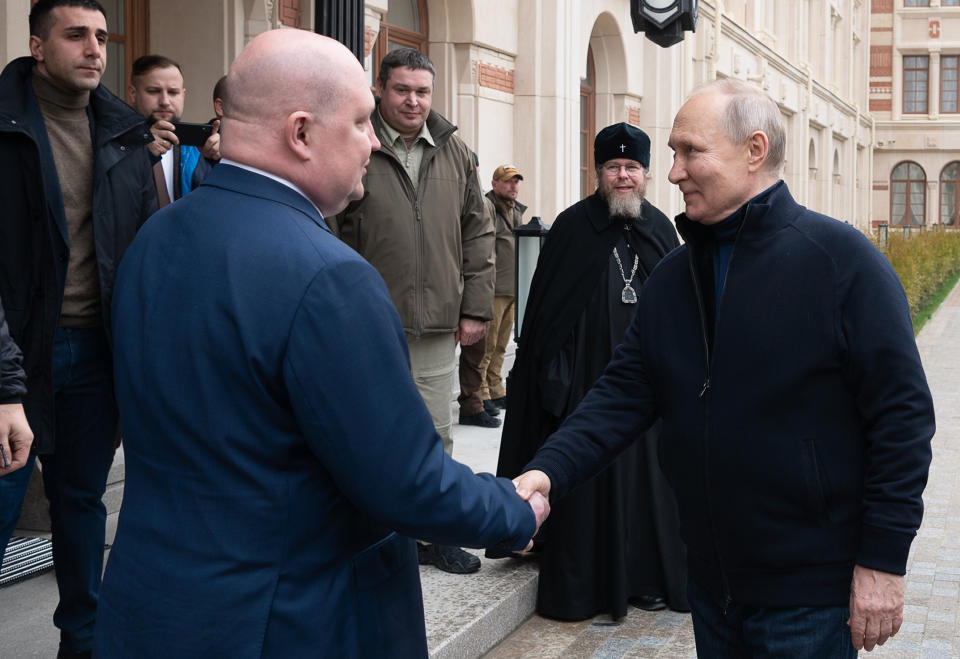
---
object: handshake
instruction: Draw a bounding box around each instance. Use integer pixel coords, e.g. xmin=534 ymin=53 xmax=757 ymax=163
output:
xmin=511 ymin=469 xmax=554 ymax=553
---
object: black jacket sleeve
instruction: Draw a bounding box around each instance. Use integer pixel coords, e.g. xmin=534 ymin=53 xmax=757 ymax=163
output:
xmin=0 ymin=296 xmax=27 ymax=404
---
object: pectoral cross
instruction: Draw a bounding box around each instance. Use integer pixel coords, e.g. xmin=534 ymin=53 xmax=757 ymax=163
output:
xmin=620 ymin=144 xmax=626 ymax=153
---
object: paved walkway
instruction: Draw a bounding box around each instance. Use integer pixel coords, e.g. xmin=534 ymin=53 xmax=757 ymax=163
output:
xmin=486 ymin=280 xmax=960 ymax=658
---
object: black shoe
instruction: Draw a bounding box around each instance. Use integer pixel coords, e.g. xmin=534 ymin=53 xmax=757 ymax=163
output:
xmin=482 ymin=399 xmax=501 ymax=417
xmin=490 ymin=396 xmax=507 ymax=410
xmin=418 ymin=543 xmax=481 ymax=574
xmin=459 ymin=411 xmax=501 ymax=428
xmin=631 ymin=594 xmax=667 ymax=611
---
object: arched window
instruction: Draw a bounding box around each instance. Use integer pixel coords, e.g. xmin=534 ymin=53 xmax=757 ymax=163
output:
xmin=373 ymin=0 xmax=429 ymax=83
xmin=941 ymin=162 xmax=960 ymax=226
xmin=580 ymin=47 xmax=596 ymax=199
xmin=890 ymin=161 xmax=926 ymax=226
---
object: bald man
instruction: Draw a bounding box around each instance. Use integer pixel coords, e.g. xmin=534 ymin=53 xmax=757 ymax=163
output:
xmin=94 ymin=30 xmax=547 ymax=658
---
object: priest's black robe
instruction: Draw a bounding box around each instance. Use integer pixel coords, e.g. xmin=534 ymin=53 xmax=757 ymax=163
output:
xmin=495 ymin=192 xmax=688 ymax=620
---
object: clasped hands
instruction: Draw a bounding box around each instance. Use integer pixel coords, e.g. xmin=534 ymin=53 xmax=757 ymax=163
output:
xmin=512 ymin=469 xmax=552 ymax=553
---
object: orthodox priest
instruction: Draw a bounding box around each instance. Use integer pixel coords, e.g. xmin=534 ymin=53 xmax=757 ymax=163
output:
xmin=492 ymin=123 xmax=688 ymax=620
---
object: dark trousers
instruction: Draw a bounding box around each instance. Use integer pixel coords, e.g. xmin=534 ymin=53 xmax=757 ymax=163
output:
xmin=687 ymin=578 xmax=857 ymax=658
xmin=457 ymin=337 xmax=487 ymax=416
xmin=0 ymin=327 xmax=117 ymax=653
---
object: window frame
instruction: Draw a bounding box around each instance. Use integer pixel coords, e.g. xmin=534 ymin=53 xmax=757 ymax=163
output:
xmin=940 ymin=162 xmax=960 ymax=226
xmin=372 ymin=0 xmax=429 ymax=86
xmin=903 ymin=54 xmax=930 ymax=114
xmin=890 ymin=161 xmax=927 ymax=226
xmin=941 ymin=55 xmax=959 ymax=114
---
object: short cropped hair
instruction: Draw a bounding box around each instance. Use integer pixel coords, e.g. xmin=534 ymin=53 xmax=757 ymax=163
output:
xmin=377 ymin=48 xmax=435 ymax=89
xmin=213 ymin=75 xmax=228 ymax=105
xmin=30 ymin=0 xmax=106 ymax=39
xmin=689 ymin=78 xmax=786 ymax=175
xmin=131 ymin=54 xmax=183 ymax=83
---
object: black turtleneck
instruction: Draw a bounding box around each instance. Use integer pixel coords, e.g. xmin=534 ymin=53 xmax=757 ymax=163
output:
xmin=709 ymin=181 xmax=781 ymax=320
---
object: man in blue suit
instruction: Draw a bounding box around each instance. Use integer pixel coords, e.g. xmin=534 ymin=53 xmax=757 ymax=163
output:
xmin=94 ymin=29 xmax=548 ymax=658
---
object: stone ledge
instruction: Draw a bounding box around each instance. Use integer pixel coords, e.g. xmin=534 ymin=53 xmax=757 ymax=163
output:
xmin=422 ymin=550 xmax=537 ymax=658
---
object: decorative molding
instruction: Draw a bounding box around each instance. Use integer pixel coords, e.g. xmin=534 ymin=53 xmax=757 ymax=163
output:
xmin=478 ymin=62 xmax=514 ymax=94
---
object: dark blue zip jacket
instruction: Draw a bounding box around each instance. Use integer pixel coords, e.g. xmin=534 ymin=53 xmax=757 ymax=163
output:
xmin=526 ymin=182 xmax=934 ymax=607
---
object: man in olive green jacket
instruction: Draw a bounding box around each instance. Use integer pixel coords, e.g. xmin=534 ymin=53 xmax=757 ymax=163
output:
xmin=480 ymin=166 xmax=527 ymax=408
xmin=330 ymin=48 xmax=494 ymax=575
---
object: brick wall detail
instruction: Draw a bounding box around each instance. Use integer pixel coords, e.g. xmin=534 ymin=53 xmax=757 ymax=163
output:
xmin=627 ymin=107 xmax=641 ymax=126
xmin=279 ymin=0 xmax=301 ymax=28
xmin=478 ymin=63 xmax=514 ymax=94
xmin=870 ymin=46 xmax=892 ymax=77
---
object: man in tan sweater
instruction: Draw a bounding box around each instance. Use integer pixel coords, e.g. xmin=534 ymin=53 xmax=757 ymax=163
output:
xmin=0 ymin=2 xmax=156 ymax=657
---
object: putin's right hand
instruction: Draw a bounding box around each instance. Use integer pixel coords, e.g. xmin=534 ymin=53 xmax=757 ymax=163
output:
xmin=513 ymin=469 xmax=551 ymax=503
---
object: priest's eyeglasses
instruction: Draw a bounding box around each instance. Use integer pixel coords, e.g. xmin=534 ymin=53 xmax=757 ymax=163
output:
xmin=601 ymin=163 xmax=644 ymax=176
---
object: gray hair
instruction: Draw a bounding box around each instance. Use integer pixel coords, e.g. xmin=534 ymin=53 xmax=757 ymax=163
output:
xmin=689 ymin=78 xmax=786 ymax=175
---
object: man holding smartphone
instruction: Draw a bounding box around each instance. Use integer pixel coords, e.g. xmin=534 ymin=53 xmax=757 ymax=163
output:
xmin=128 ymin=54 xmax=219 ymax=207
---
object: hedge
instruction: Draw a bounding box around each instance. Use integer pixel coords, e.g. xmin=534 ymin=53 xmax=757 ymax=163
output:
xmin=872 ymin=227 xmax=960 ymax=332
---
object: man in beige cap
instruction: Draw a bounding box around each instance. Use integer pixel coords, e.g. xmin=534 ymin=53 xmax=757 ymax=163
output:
xmin=482 ymin=165 xmax=525 ymax=416
xmin=457 ymin=164 xmax=526 ymax=428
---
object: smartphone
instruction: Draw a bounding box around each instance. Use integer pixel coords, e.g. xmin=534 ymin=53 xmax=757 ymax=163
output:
xmin=172 ymin=122 xmax=213 ymax=147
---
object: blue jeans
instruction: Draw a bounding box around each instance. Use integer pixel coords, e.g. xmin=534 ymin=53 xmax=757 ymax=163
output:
xmin=687 ymin=578 xmax=857 ymax=658
xmin=0 ymin=327 xmax=117 ymax=653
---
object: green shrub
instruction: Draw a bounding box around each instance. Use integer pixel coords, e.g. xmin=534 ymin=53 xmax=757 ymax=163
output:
xmin=872 ymin=227 xmax=960 ymax=332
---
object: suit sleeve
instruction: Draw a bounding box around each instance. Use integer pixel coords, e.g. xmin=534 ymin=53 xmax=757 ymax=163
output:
xmin=281 ymin=257 xmax=535 ymax=549
xmin=0 ymin=296 xmax=27 ymax=405
xmin=458 ymin=153 xmax=495 ymax=321
xmin=839 ymin=235 xmax=934 ymax=574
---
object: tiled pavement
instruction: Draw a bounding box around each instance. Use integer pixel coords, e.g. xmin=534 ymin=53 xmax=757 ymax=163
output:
xmin=485 ymin=280 xmax=960 ymax=658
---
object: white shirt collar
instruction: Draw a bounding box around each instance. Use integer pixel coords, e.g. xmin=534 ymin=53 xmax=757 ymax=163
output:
xmin=219 ymin=158 xmax=323 ymax=219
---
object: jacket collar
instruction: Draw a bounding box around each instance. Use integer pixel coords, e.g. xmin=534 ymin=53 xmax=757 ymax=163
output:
xmin=199 ymin=163 xmax=329 ymax=233
xmin=371 ymin=100 xmax=456 ymax=161
xmin=485 ymin=189 xmax=528 ymax=217
xmin=0 ymin=57 xmax=151 ymax=149
xmin=675 ymin=180 xmax=800 ymax=246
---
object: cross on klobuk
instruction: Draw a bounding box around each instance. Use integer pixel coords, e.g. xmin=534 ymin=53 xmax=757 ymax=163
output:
xmin=620 ymin=144 xmax=626 ymax=153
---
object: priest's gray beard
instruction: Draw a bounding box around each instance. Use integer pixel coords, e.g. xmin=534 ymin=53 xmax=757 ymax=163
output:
xmin=602 ymin=187 xmax=645 ymax=219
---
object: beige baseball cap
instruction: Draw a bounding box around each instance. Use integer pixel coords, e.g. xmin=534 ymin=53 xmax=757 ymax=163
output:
xmin=492 ymin=164 xmax=524 ymax=181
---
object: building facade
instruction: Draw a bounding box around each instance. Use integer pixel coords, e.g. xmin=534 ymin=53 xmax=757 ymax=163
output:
xmin=870 ymin=0 xmax=960 ymax=228
xmin=2 ymin=0 xmax=888 ymax=229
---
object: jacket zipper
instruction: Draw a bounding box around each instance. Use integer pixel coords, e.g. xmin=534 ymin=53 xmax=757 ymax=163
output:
xmin=414 ymin=197 xmax=423 ymax=337
xmin=687 ymin=206 xmax=751 ymax=616
xmin=382 ymin=141 xmax=426 ymax=337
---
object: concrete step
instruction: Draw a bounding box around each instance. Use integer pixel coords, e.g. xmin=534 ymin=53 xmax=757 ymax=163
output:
xmin=422 ymin=551 xmax=537 ymax=658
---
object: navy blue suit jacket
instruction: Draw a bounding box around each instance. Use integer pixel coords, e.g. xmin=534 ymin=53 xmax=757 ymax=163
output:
xmin=95 ymin=164 xmax=535 ymax=657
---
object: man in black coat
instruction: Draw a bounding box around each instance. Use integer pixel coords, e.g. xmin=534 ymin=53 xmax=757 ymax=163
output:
xmin=494 ymin=123 xmax=686 ymax=620
xmin=515 ymin=80 xmax=934 ymax=656
xmin=0 ymin=2 xmax=156 ymax=656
